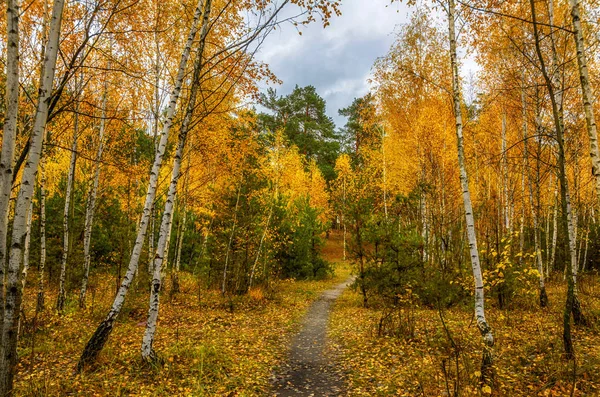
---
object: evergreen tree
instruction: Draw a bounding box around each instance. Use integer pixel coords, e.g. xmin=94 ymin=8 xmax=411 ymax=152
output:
xmin=258 ymin=85 xmax=339 ymax=181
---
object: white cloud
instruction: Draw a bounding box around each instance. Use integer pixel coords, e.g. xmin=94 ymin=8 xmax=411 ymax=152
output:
xmin=255 ymin=0 xmax=413 ymax=127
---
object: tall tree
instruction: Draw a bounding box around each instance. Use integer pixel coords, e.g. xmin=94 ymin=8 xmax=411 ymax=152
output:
xmin=0 ymin=0 xmax=66 ymax=392
xmin=141 ymin=0 xmax=213 ymax=363
xmin=568 ymin=0 xmax=600 ymax=205
xmin=447 ymin=0 xmax=494 ymax=383
xmin=77 ymin=0 xmax=208 ymax=370
xmin=259 ymin=85 xmax=339 ymax=180
xmin=0 ymin=0 xmax=21 ymax=317
xmin=529 ymin=0 xmax=582 ymax=359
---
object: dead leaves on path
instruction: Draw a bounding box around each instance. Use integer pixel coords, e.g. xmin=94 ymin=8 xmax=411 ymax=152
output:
xmin=329 ymin=281 xmax=600 ymax=396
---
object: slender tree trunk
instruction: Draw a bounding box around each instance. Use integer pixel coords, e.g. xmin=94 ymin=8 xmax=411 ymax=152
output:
xmin=502 ymin=110 xmax=510 ymax=233
xmin=148 ymin=208 xmax=155 ymax=275
xmin=581 ymin=208 xmax=593 ymax=273
xmin=530 ymin=0 xmax=581 ymax=358
xmin=569 ymin=0 xmax=600 ymax=203
xmin=37 ymin=152 xmax=47 ymax=312
xmin=550 ymin=184 xmax=558 ymax=274
xmin=170 ymin=201 xmax=186 ymax=295
xmin=77 ymin=0 xmax=207 ymax=371
xmin=17 ymin=199 xmax=34 ymax=336
xmin=171 ymin=152 xmax=191 ymax=295
xmin=141 ymin=0 xmax=212 ymax=363
xmin=57 ymin=87 xmax=80 ymax=313
xmin=0 ymin=0 xmax=66 ymax=392
xmin=548 ymin=0 xmax=585 ymax=326
xmin=79 ymin=79 xmax=108 ymax=308
xmin=448 ymin=0 xmax=493 ymax=383
xmin=141 ymin=143 xmax=182 ymax=363
xmin=523 ymin=84 xmax=548 ymax=307
xmin=343 ymin=178 xmax=347 ymax=261
xmin=249 ymin=204 xmax=273 ymax=288
xmin=0 ymin=0 xmax=21 ymax=318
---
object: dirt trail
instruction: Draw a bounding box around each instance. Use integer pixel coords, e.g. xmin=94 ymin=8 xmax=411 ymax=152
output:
xmin=272 ymin=276 xmax=353 ymax=396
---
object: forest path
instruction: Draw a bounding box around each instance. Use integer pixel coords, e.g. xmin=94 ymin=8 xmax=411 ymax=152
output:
xmin=272 ymin=233 xmax=352 ymax=396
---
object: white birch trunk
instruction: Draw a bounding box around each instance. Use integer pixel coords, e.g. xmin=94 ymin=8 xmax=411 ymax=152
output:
xmin=37 ymin=152 xmax=47 ymax=312
xmin=502 ymin=110 xmax=510 ymax=233
xmin=77 ymin=0 xmax=207 ymax=370
xmin=148 ymin=209 xmax=155 ymax=275
xmin=79 ymin=81 xmax=108 ymax=308
xmin=550 ymin=188 xmax=558 ymax=273
xmin=141 ymin=0 xmax=212 ymax=362
xmin=0 ymin=0 xmax=66 ymax=391
xmin=581 ymin=207 xmax=593 ymax=273
xmin=57 ymin=92 xmax=80 ymax=313
xmin=249 ymin=204 xmax=273 ymax=288
xmin=530 ymin=0 xmax=583 ymax=355
xmin=174 ymin=209 xmax=186 ymax=273
xmin=17 ymin=199 xmax=34 ymax=336
xmin=523 ymin=87 xmax=548 ymax=306
xmin=548 ymin=0 xmax=579 ymax=291
xmin=0 ymin=0 xmax=21 ymax=315
xmin=222 ymin=186 xmax=241 ymax=295
xmin=569 ymin=0 xmax=600 ymax=203
xmin=447 ymin=0 xmax=493 ymax=378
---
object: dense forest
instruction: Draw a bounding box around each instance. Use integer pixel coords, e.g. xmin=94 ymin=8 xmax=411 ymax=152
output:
xmin=1 ymin=0 xmax=600 ymax=395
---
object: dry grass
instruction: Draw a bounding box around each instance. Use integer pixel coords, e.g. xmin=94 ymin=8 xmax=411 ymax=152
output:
xmin=329 ymin=275 xmax=600 ymax=396
xmin=14 ymin=251 xmax=348 ymax=396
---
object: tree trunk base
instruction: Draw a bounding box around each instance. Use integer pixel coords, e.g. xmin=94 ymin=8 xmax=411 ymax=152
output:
xmin=141 ymin=349 xmax=164 ymax=367
xmin=77 ymin=319 xmax=114 ymax=372
xmin=539 ymin=286 xmax=549 ymax=308
xmin=480 ymin=345 xmax=494 ymax=388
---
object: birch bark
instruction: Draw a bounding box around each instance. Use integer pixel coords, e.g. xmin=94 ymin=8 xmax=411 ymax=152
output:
xmin=57 ymin=88 xmax=80 ymax=313
xmin=141 ymin=0 xmax=212 ymax=363
xmin=569 ymin=0 xmax=600 ymax=203
xmin=522 ymin=86 xmax=548 ymax=307
xmin=448 ymin=0 xmax=493 ymax=381
xmin=0 ymin=0 xmax=21 ymax=315
xmin=530 ymin=0 xmax=582 ymax=358
xmin=37 ymin=153 xmax=47 ymax=312
xmin=79 ymin=79 xmax=108 ymax=308
xmin=77 ymin=0 xmax=206 ymax=370
xmin=0 ymin=0 xmax=66 ymax=392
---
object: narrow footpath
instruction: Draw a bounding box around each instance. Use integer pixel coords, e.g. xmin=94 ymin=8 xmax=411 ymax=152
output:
xmin=272 ymin=276 xmax=353 ymax=396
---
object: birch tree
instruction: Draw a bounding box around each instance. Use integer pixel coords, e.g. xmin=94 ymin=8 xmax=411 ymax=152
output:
xmin=0 ymin=0 xmax=66 ymax=392
xmin=37 ymin=152 xmax=48 ymax=312
xmin=568 ymin=0 xmax=600 ymax=204
xmin=57 ymin=86 xmax=81 ymax=313
xmin=447 ymin=0 xmax=494 ymax=383
xmin=77 ymin=0 xmax=208 ymax=371
xmin=0 ymin=0 xmax=21 ymax=316
xmin=141 ymin=0 xmax=212 ymax=361
xmin=79 ymin=78 xmax=109 ymax=308
xmin=522 ymin=83 xmax=548 ymax=307
xmin=529 ymin=0 xmax=582 ymax=358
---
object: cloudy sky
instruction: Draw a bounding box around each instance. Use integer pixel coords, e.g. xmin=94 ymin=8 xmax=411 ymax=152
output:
xmin=255 ymin=0 xmax=414 ymax=128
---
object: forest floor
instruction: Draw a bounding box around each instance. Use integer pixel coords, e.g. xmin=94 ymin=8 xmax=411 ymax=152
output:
xmin=13 ymin=236 xmax=351 ymax=396
xmin=13 ymin=233 xmax=600 ymax=396
xmin=328 ymin=267 xmax=600 ymax=396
